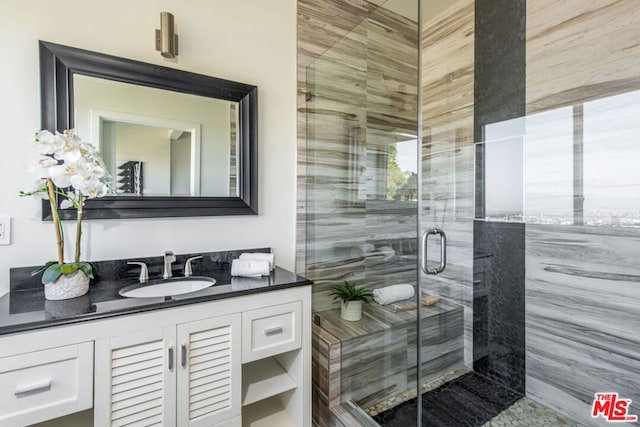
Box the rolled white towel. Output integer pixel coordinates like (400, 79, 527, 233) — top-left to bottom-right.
(376, 246, 395, 260)
(239, 253, 275, 271)
(361, 243, 375, 253)
(373, 284, 415, 305)
(231, 259, 270, 277)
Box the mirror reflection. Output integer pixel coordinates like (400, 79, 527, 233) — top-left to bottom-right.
(73, 75, 239, 197)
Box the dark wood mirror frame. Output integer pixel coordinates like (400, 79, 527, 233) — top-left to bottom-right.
(39, 40, 258, 220)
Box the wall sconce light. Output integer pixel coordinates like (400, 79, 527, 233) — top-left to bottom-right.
(155, 12, 178, 58)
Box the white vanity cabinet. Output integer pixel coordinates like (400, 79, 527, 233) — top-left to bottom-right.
(0, 342, 94, 426)
(0, 284, 311, 427)
(94, 314, 241, 427)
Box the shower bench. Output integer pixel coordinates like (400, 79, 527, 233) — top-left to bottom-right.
(311, 296, 464, 426)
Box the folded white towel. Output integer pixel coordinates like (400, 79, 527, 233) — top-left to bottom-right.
(239, 253, 275, 270)
(231, 259, 270, 277)
(373, 284, 415, 305)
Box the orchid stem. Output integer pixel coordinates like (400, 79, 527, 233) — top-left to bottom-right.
(75, 197, 83, 263)
(46, 179, 64, 265)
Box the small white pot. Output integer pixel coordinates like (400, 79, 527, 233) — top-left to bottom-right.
(341, 300, 363, 321)
(44, 270, 90, 301)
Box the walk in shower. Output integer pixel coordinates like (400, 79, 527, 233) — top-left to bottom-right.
(298, 0, 640, 425)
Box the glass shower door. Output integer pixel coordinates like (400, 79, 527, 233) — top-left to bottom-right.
(303, 2, 421, 425)
(416, 0, 481, 424)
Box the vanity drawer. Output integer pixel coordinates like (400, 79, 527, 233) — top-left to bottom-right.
(242, 302, 301, 362)
(0, 342, 93, 426)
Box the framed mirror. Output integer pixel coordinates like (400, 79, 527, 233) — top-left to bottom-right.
(39, 40, 257, 219)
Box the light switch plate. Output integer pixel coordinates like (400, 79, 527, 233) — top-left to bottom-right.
(0, 217, 11, 245)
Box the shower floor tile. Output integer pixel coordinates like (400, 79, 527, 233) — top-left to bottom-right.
(372, 373, 579, 427)
(483, 397, 580, 427)
(373, 372, 522, 426)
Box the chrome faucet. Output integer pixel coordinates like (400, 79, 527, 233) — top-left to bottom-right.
(127, 261, 148, 283)
(184, 256, 203, 277)
(163, 251, 176, 279)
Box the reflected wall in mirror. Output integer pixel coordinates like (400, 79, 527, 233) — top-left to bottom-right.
(40, 40, 257, 219)
(74, 75, 239, 197)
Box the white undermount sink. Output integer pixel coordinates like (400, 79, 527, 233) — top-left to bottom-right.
(118, 277, 216, 298)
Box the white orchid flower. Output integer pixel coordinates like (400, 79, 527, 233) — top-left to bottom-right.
(25, 129, 113, 201)
(33, 130, 65, 155)
(48, 163, 78, 188)
(54, 140, 82, 163)
(70, 171, 93, 189)
(73, 176, 108, 199)
(81, 161, 105, 176)
(79, 141, 97, 156)
(26, 155, 58, 178)
(22, 129, 113, 272)
(85, 185, 108, 199)
(77, 178, 109, 199)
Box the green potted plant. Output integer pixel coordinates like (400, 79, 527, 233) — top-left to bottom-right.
(21, 130, 112, 300)
(330, 281, 373, 321)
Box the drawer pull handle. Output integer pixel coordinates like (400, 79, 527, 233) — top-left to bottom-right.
(264, 327, 283, 336)
(15, 378, 52, 396)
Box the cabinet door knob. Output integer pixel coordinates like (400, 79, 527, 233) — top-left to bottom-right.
(181, 343, 188, 368)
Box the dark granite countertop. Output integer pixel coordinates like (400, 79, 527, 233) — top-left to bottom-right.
(0, 248, 312, 336)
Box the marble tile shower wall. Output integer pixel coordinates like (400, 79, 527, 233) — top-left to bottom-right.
(304, 20, 367, 313)
(297, 0, 389, 276)
(525, 226, 640, 426)
(524, 1, 640, 425)
(300, 2, 418, 313)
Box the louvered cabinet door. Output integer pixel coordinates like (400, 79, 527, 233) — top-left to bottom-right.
(95, 326, 177, 427)
(176, 314, 241, 427)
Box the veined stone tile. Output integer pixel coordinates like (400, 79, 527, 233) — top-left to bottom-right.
(313, 297, 464, 411)
(526, 0, 640, 113)
(526, 224, 640, 426)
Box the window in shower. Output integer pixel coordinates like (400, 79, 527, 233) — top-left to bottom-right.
(366, 138, 418, 201)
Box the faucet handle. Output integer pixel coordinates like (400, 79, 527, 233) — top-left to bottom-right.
(184, 256, 203, 277)
(163, 251, 176, 279)
(127, 261, 148, 283)
(164, 251, 176, 262)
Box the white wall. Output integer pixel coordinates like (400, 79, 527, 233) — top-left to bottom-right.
(115, 123, 171, 195)
(0, 0, 297, 296)
(171, 132, 193, 195)
(74, 75, 234, 196)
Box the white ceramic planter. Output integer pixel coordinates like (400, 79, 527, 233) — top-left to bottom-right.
(44, 270, 90, 300)
(340, 300, 363, 321)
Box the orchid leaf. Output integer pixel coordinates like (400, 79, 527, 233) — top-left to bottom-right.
(40, 262, 95, 285)
(41, 263, 63, 284)
(60, 264, 79, 275)
(72, 262, 95, 279)
(31, 261, 57, 277)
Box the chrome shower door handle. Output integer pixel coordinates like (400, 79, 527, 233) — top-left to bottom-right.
(421, 228, 447, 275)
